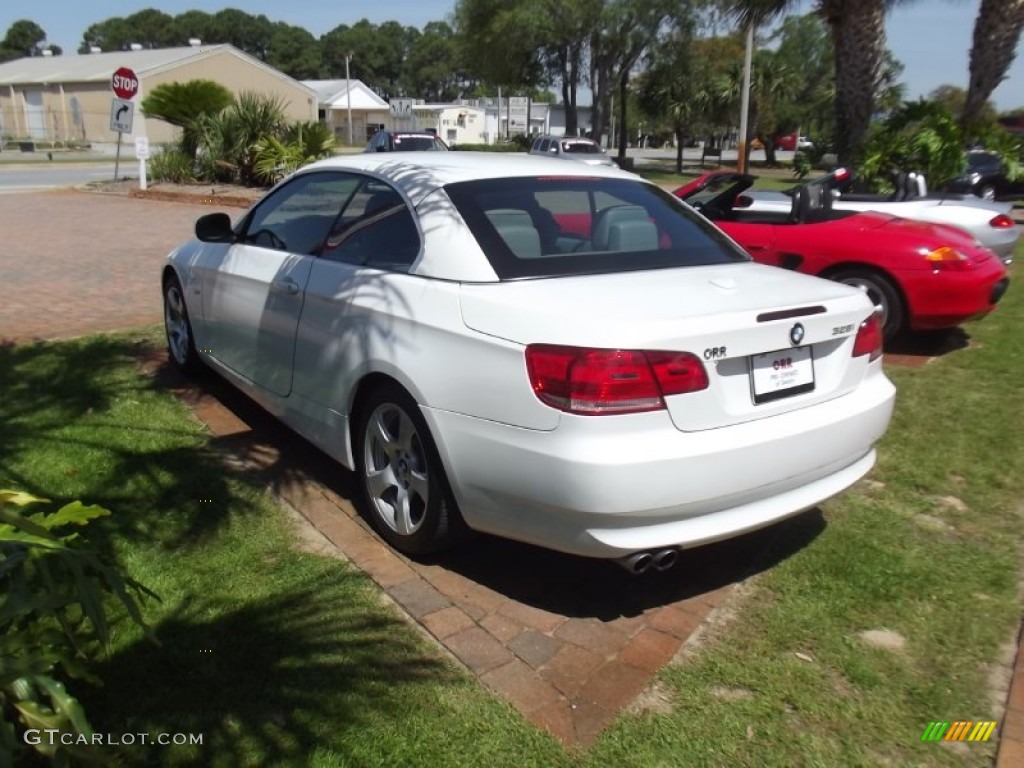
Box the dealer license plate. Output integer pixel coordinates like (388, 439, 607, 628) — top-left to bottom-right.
(750, 346, 815, 404)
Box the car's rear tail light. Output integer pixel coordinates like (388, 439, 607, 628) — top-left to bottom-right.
(923, 245, 972, 271)
(989, 214, 1015, 229)
(525, 345, 708, 415)
(852, 314, 883, 362)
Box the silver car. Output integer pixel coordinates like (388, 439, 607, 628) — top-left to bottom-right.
(528, 134, 617, 167)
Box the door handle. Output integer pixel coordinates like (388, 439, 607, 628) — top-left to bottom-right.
(272, 278, 300, 295)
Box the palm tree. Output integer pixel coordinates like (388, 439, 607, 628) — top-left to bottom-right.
(140, 80, 234, 158)
(725, 0, 903, 166)
(962, 0, 1024, 134)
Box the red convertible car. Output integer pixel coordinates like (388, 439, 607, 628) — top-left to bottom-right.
(674, 172, 1010, 339)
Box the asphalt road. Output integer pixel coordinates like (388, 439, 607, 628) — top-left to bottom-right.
(0, 161, 138, 194)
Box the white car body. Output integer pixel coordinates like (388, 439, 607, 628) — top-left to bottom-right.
(744, 189, 1019, 263)
(163, 153, 895, 562)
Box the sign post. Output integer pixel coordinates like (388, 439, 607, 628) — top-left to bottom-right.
(134, 137, 149, 190)
(110, 67, 139, 180)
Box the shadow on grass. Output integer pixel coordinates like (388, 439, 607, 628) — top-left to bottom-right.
(0, 336, 273, 556)
(885, 327, 970, 362)
(80, 575, 453, 766)
(145, 349, 826, 622)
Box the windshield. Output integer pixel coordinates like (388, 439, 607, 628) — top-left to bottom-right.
(445, 176, 749, 279)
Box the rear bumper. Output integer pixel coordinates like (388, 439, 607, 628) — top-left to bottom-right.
(981, 229, 1018, 263)
(898, 259, 1009, 331)
(423, 371, 895, 558)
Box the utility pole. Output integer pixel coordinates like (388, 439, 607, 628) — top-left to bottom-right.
(345, 53, 354, 146)
(737, 22, 754, 174)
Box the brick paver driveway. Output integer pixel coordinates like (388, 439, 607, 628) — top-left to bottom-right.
(0, 190, 218, 343)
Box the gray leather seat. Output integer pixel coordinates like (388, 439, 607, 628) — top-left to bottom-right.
(486, 209, 542, 258)
(592, 205, 657, 251)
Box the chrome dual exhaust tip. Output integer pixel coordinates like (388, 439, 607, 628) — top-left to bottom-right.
(617, 548, 679, 574)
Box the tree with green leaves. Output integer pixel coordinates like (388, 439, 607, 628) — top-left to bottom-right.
(321, 19, 418, 98)
(141, 79, 234, 157)
(859, 99, 967, 191)
(636, 18, 702, 171)
(589, 0, 675, 152)
(0, 20, 58, 61)
(725, 0, 908, 166)
(537, 0, 602, 135)
(78, 9, 178, 53)
(404, 22, 468, 102)
(963, 0, 1024, 134)
(456, 0, 549, 126)
(266, 22, 321, 80)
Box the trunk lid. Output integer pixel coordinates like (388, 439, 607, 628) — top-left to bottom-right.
(460, 263, 877, 431)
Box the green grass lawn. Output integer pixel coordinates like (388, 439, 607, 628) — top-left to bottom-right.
(2, 238, 1021, 766)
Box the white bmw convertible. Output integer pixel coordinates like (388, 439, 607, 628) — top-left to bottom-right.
(162, 153, 894, 573)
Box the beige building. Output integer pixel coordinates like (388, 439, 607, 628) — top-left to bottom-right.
(0, 44, 316, 146)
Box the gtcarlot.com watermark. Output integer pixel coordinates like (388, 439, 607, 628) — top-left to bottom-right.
(24, 729, 203, 747)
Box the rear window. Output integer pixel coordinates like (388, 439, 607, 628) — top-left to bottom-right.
(445, 177, 749, 279)
(393, 135, 448, 151)
(967, 153, 1001, 173)
(562, 141, 602, 155)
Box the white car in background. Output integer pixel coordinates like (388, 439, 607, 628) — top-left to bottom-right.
(162, 153, 894, 573)
(740, 169, 1019, 263)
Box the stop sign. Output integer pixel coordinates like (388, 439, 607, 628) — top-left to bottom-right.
(111, 67, 139, 100)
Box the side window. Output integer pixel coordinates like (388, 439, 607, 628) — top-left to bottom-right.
(321, 180, 421, 271)
(241, 172, 359, 255)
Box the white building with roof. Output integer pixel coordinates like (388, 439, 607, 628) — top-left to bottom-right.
(0, 44, 316, 146)
(302, 79, 391, 146)
(406, 104, 487, 146)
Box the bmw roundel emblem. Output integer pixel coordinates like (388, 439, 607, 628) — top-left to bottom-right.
(790, 323, 805, 346)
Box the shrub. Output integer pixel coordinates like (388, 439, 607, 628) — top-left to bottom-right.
(858, 100, 964, 191)
(0, 490, 155, 764)
(149, 146, 197, 184)
(253, 120, 337, 185)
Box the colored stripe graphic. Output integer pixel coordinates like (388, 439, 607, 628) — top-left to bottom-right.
(922, 720, 997, 742)
(921, 722, 949, 742)
(968, 721, 997, 742)
(946, 721, 970, 741)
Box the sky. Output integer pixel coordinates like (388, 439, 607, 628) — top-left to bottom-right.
(2, 0, 1022, 110)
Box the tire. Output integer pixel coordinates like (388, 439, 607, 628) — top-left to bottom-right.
(163, 274, 201, 372)
(977, 184, 996, 202)
(829, 268, 905, 341)
(354, 383, 464, 556)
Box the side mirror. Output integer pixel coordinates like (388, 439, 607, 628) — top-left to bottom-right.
(195, 212, 235, 243)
